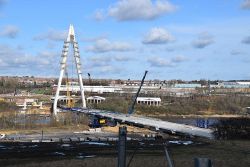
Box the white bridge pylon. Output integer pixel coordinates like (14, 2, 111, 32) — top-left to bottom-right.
(53, 24, 86, 116)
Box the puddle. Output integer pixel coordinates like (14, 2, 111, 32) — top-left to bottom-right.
(29, 145, 38, 148)
(61, 144, 71, 147)
(49, 152, 65, 156)
(60, 143, 74, 150)
(19, 145, 27, 149)
(76, 155, 96, 159)
(81, 142, 110, 146)
(0, 145, 7, 150)
(168, 140, 193, 145)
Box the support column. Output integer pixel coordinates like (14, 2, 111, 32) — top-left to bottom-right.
(53, 41, 69, 116)
(118, 126, 127, 167)
(73, 41, 86, 108)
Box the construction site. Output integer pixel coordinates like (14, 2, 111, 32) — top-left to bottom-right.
(0, 24, 249, 167)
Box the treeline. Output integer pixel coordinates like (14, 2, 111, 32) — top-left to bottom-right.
(0, 101, 18, 113)
(0, 78, 18, 94)
(0, 77, 52, 94)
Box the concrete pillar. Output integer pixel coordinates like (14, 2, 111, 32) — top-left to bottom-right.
(23, 102, 27, 110)
(39, 102, 43, 109)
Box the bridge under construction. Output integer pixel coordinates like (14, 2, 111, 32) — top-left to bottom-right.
(53, 25, 214, 140)
(76, 108, 214, 139)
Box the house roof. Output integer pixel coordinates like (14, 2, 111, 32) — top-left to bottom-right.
(137, 97, 161, 102)
(87, 96, 106, 100)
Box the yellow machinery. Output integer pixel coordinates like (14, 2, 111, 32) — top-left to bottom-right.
(99, 119, 106, 124)
(65, 68, 74, 108)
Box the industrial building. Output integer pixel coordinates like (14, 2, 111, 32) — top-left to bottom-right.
(136, 97, 161, 106)
(218, 81, 250, 88)
(15, 98, 43, 110)
(87, 96, 106, 104)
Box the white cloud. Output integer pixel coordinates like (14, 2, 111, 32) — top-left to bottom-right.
(89, 55, 132, 68)
(147, 56, 173, 67)
(86, 38, 133, 53)
(94, 10, 105, 21)
(147, 55, 188, 68)
(242, 36, 250, 44)
(108, 0, 177, 21)
(113, 55, 132, 61)
(0, 25, 19, 38)
(171, 55, 187, 63)
(241, 0, 250, 9)
(89, 56, 112, 66)
(192, 32, 214, 49)
(230, 50, 245, 55)
(87, 58, 122, 74)
(33, 29, 67, 41)
(99, 65, 119, 73)
(0, 44, 58, 71)
(38, 51, 58, 59)
(0, 44, 21, 60)
(142, 27, 174, 44)
(81, 35, 107, 42)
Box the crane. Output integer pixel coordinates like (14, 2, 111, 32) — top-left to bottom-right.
(128, 70, 148, 115)
(88, 73, 92, 85)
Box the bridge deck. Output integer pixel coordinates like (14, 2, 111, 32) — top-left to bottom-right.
(75, 108, 214, 139)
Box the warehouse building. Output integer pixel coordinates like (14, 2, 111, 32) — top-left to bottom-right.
(87, 96, 106, 104)
(136, 97, 161, 106)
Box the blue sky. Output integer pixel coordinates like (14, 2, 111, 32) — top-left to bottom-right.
(0, 0, 250, 80)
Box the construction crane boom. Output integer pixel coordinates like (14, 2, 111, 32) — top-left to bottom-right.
(88, 73, 92, 85)
(128, 70, 148, 115)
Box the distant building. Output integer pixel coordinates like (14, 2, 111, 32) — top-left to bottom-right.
(53, 83, 121, 94)
(174, 83, 201, 88)
(136, 97, 161, 106)
(15, 98, 42, 110)
(218, 82, 250, 88)
(87, 96, 106, 104)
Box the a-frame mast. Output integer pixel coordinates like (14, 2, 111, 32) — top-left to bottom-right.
(53, 24, 86, 116)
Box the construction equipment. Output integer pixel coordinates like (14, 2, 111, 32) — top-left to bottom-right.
(88, 73, 92, 85)
(128, 70, 148, 115)
(65, 68, 74, 108)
